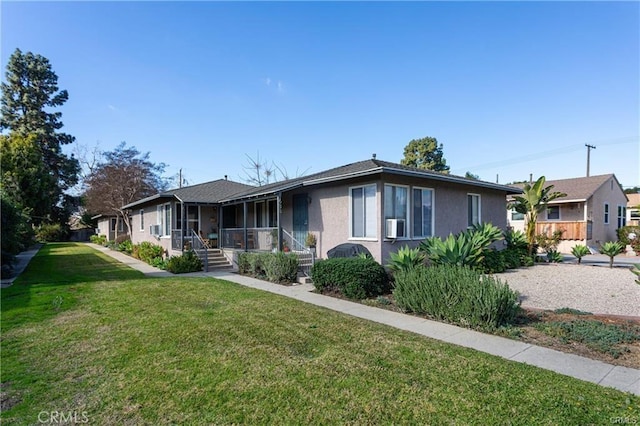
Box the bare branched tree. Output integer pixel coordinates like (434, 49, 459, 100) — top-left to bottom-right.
(242, 152, 309, 186)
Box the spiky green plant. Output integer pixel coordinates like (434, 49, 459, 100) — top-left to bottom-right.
(571, 245, 591, 264)
(630, 264, 640, 285)
(419, 223, 503, 268)
(386, 245, 426, 273)
(600, 241, 624, 268)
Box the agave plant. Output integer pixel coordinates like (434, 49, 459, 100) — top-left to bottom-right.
(504, 229, 528, 251)
(600, 241, 624, 268)
(571, 245, 591, 264)
(419, 223, 503, 268)
(386, 245, 426, 273)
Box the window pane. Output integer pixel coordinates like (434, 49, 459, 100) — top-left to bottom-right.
(547, 206, 559, 220)
(364, 185, 377, 238)
(164, 205, 171, 235)
(413, 189, 422, 236)
(352, 187, 364, 237)
(468, 195, 480, 226)
(422, 189, 432, 237)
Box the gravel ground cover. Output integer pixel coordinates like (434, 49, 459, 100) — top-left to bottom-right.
(500, 262, 640, 317)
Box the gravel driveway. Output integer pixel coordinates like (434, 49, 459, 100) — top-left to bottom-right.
(499, 262, 640, 317)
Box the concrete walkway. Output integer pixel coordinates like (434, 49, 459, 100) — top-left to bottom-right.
(7, 244, 640, 395)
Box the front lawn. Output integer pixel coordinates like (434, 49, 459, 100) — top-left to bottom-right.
(1, 243, 638, 424)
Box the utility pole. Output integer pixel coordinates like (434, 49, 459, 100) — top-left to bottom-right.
(585, 144, 596, 177)
(179, 168, 183, 188)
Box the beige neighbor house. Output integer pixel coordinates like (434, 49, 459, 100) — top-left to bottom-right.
(627, 193, 640, 226)
(507, 174, 628, 253)
(122, 158, 521, 270)
(93, 214, 128, 242)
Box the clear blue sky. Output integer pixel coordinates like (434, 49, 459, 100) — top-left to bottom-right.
(2, 1, 639, 189)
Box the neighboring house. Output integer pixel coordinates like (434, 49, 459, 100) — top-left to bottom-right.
(120, 158, 521, 267)
(92, 214, 128, 241)
(507, 174, 628, 253)
(627, 193, 640, 226)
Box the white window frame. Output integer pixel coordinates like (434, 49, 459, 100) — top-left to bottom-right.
(467, 193, 481, 227)
(412, 186, 435, 239)
(384, 184, 409, 240)
(186, 205, 199, 234)
(510, 209, 525, 221)
(349, 184, 377, 240)
(157, 203, 171, 237)
(139, 209, 145, 232)
(604, 203, 610, 224)
(546, 205, 560, 220)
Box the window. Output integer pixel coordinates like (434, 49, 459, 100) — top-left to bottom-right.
(412, 187, 434, 238)
(186, 205, 199, 234)
(139, 209, 144, 231)
(157, 204, 171, 236)
(511, 210, 525, 221)
(630, 209, 640, 220)
(546, 206, 560, 220)
(467, 194, 481, 227)
(351, 184, 377, 238)
(110, 218, 116, 232)
(255, 199, 278, 228)
(384, 185, 408, 238)
(604, 203, 610, 224)
(618, 206, 626, 228)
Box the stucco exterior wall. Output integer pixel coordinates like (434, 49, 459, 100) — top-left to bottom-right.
(587, 176, 628, 246)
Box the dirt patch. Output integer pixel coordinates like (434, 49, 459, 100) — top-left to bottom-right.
(0, 382, 21, 412)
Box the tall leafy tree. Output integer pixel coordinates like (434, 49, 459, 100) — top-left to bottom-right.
(401, 136, 450, 173)
(0, 48, 80, 224)
(83, 143, 168, 234)
(509, 176, 566, 256)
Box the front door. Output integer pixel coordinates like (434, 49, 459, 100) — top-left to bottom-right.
(292, 194, 309, 248)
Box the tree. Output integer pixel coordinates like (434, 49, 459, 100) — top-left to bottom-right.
(508, 176, 566, 256)
(83, 143, 168, 235)
(0, 48, 80, 224)
(401, 137, 450, 173)
(241, 152, 309, 186)
(465, 171, 480, 180)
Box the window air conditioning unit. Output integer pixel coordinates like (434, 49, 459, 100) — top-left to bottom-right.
(150, 224, 161, 236)
(386, 219, 405, 239)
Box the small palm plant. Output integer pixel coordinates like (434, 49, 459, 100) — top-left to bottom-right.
(600, 241, 624, 268)
(571, 245, 591, 264)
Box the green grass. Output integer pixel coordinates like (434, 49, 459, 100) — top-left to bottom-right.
(1, 243, 638, 424)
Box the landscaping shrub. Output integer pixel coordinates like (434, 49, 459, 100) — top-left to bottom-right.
(115, 235, 132, 254)
(501, 247, 522, 269)
(546, 250, 563, 263)
(386, 245, 426, 274)
(311, 257, 389, 299)
(419, 222, 503, 269)
(166, 250, 202, 273)
(617, 225, 640, 255)
(571, 245, 590, 264)
(393, 264, 521, 329)
(35, 223, 64, 242)
(600, 241, 624, 268)
(237, 252, 251, 275)
(262, 252, 299, 284)
(478, 249, 506, 274)
(90, 234, 107, 246)
(135, 241, 165, 264)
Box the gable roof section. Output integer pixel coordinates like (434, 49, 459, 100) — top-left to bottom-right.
(220, 159, 522, 203)
(122, 179, 253, 209)
(510, 174, 624, 204)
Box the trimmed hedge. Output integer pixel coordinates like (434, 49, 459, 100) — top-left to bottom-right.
(311, 257, 389, 299)
(393, 264, 521, 329)
(238, 252, 299, 284)
(166, 250, 202, 273)
(133, 241, 164, 264)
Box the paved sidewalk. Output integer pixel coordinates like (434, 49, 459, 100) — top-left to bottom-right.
(0, 244, 42, 288)
(10, 243, 640, 395)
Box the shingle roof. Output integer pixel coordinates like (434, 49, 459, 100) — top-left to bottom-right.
(510, 174, 622, 203)
(221, 158, 521, 202)
(122, 179, 253, 209)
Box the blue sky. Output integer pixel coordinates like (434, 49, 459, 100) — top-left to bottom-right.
(2, 1, 639, 189)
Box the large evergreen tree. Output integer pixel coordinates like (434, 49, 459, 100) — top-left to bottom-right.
(0, 48, 80, 224)
(401, 136, 450, 173)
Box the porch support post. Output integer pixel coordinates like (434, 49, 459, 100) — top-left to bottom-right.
(277, 192, 282, 251)
(181, 202, 185, 252)
(243, 201, 248, 252)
